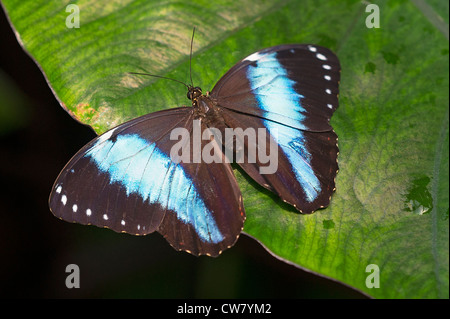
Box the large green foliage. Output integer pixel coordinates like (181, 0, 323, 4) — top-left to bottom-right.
(2, 0, 448, 298)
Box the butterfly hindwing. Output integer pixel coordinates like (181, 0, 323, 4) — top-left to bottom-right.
(156, 116, 245, 256)
(49, 108, 245, 256)
(217, 107, 338, 213)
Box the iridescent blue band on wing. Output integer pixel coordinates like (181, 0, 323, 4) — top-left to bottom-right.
(247, 52, 321, 202)
(84, 133, 224, 243)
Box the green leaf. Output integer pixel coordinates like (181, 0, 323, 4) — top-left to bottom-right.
(2, 0, 448, 298)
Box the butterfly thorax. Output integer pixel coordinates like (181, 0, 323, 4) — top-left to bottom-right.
(188, 86, 218, 119)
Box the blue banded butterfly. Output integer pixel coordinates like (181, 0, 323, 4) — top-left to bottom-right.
(49, 43, 340, 257)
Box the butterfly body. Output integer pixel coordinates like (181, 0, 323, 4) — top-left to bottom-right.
(50, 44, 340, 256)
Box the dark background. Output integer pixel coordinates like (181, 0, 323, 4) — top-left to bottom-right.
(0, 6, 366, 298)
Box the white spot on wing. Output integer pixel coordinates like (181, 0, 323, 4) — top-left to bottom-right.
(103, 214, 108, 220)
(324, 75, 331, 81)
(326, 89, 332, 94)
(244, 51, 266, 62)
(97, 128, 116, 145)
(56, 185, 62, 194)
(323, 64, 331, 70)
(72, 204, 78, 212)
(121, 220, 125, 226)
(308, 45, 317, 52)
(327, 104, 333, 109)
(86, 209, 92, 216)
(316, 53, 327, 61)
(61, 195, 67, 206)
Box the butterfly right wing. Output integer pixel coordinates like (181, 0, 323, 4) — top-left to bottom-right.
(49, 107, 244, 256)
(208, 44, 340, 213)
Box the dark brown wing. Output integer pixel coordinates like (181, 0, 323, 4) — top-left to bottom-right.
(49, 108, 244, 256)
(211, 44, 340, 132)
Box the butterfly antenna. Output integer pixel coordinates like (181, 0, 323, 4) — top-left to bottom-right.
(189, 27, 196, 87)
(129, 72, 189, 89)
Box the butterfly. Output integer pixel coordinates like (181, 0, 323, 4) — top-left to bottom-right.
(49, 43, 340, 257)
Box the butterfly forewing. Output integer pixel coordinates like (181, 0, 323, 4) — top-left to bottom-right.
(211, 44, 340, 132)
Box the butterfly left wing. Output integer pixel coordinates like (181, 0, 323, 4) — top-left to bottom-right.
(49, 107, 245, 256)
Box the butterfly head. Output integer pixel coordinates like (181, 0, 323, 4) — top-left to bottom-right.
(187, 86, 203, 101)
